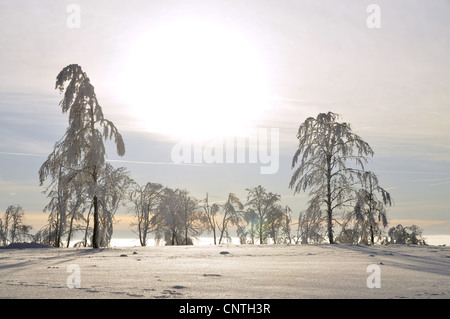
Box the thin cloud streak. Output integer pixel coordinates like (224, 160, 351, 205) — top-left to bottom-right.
(106, 159, 207, 167)
(0, 151, 46, 158)
(0, 152, 206, 166)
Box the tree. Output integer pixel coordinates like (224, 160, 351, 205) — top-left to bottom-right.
(40, 160, 87, 247)
(218, 193, 244, 244)
(178, 190, 203, 245)
(64, 184, 87, 247)
(388, 224, 426, 245)
(95, 164, 133, 247)
(0, 205, 32, 246)
(353, 171, 392, 244)
(297, 197, 325, 244)
(236, 209, 258, 244)
(266, 204, 287, 244)
(290, 112, 374, 244)
(200, 193, 220, 245)
(39, 64, 125, 248)
(156, 187, 180, 245)
(155, 188, 204, 245)
(245, 185, 281, 244)
(281, 206, 293, 244)
(40, 160, 68, 247)
(129, 182, 165, 246)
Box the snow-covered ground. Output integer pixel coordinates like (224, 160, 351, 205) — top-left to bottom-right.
(0, 244, 449, 299)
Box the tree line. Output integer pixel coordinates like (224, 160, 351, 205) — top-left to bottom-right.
(1, 65, 427, 248)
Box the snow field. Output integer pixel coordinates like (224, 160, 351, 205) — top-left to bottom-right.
(1, 244, 449, 299)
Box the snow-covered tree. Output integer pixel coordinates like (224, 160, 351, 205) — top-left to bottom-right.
(40, 64, 125, 248)
(388, 224, 426, 245)
(245, 185, 281, 244)
(178, 190, 203, 245)
(200, 193, 220, 245)
(218, 193, 244, 244)
(353, 171, 392, 244)
(266, 204, 288, 244)
(281, 206, 293, 244)
(155, 188, 204, 245)
(64, 184, 87, 247)
(95, 164, 133, 247)
(297, 197, 326, 244)
(290, 112, 374, 244)
(39, 158, 87, 247)
(129, 182, 165, 246)
(0, 205, 32, 246)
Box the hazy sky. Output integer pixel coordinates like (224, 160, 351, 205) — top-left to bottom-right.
(1, 0, 449, 237)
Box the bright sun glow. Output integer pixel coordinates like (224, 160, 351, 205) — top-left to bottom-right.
(117, 18, 270, 140)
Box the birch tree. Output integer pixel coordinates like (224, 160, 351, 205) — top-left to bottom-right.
(155, 188, 203, 245)
(129, 182, 165, 246)
(178, 190, 203, 245)
(95, 164, 133, 247)
(281, 206, 293, 244)
(0, 205, 32, 245)
(353, 171, 392, 244)
(39, 64, 125, 248)
(297, 197, 326, 244)
(218, 193, 243, 244)
(156, 187, 181, 245)
(200, 193, 220, 245)
(290, 112, 373, 244)
(245, 185, 281, 244)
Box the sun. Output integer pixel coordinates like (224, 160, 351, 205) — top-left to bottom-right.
(117, 18, 270, 140)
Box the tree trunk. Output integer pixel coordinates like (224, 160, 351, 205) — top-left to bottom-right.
(66, 212, 75, 248)
(83, 203, 92, 247)
(326, 155, 334, 244)
(259, 213, 264, 244)
(218, 214, 227, 244)
(89, 102, 99, 249)
(370, 224, 375, 245)
(92, 195, 99, 248)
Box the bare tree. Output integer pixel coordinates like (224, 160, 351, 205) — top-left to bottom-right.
(290, 112, 374, 244)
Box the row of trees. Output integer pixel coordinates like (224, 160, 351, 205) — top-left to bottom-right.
(130, 184, 293, 246)
(32, 64, 424, 248)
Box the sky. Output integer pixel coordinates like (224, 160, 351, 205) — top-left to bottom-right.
(0, 0, 449, 239)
